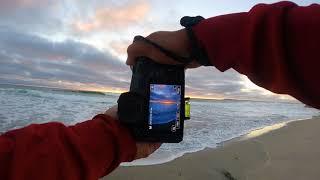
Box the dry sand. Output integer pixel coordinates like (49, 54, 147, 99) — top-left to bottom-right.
(104, 116, 320, 180)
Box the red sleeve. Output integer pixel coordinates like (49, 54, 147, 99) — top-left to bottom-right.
(0, 114, 136, 180)
(193, 1, 320, 109)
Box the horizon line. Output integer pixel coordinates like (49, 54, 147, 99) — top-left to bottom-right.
(0, 83, 298, 103)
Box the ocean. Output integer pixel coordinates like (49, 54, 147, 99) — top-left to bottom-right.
(0, 84, 319, 166)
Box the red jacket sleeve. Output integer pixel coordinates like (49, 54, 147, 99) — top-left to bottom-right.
(193, 1, 320, 109)
(0, 114, 136, 180)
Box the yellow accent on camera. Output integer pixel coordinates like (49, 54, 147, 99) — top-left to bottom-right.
(185, 97, 190, 120)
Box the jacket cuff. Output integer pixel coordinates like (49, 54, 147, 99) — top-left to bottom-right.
(192, 13, 247, 72)
(94, 114, 137, 163)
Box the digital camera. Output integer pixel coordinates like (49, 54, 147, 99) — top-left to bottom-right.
(117, 57, 189, 143)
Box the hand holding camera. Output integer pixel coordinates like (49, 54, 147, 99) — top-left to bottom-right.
(105, 105, 162, 159)
(118, 59, 187, 143)
(126, 30, 201, 68)
(117, 17, 206, 143)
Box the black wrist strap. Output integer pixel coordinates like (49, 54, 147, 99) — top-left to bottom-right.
(180, 16, 211, 66)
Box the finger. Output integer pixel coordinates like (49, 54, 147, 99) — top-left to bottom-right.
(126, 43, 137, 66)
(126, 41, 151, 66)
(148, 144, 158, 154)
(148, 143, 162, 154)
(186, 60, 201, 69)
(105, 105, 117, 113)
(126, 39, 183, 66)
(153, 143, 162, 149)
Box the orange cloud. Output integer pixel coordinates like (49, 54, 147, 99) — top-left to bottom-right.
(74, 1, 150, 32)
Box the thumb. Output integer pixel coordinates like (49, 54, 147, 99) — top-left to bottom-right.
(126, 39, 185, 66)
(126, 41, 152, 66)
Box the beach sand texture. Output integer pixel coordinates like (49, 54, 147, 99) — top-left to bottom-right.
(105, 116, 320, 180)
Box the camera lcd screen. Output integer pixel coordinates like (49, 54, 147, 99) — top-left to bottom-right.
(149, 84, 181, 132)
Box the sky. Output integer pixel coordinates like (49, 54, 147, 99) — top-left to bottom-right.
(0, 0, 317, 101)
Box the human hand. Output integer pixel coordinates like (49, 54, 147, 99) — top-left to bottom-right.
(105, 105, 162, 160)
(104, 105, 118, 119)
(126, 29, 201, 68)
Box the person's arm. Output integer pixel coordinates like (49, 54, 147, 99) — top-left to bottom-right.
(192, 1, 320, 108)
(126, 1, 320, 109)
(0, 114, 136, 180)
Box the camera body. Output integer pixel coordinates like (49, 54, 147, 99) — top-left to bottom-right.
(118, 57, 186, 143)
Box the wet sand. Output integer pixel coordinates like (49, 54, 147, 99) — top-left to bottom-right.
(104, 116, 320, 180)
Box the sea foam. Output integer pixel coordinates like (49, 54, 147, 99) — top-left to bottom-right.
(0, 84, 319, 166)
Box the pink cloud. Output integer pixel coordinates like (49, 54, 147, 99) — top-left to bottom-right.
(73, 1, 150, 32)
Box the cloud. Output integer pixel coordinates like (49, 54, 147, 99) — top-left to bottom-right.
(0, 0, 63, 36)
(186, 67, 243, 98)
(0, 0, 52, 10)
(0, 27, 131, 90)
(0, 27, 288, 101)
(109, 40, 131, 55)
(185, 67, 288, 101)
(73, 0, 150, 32)
(0, 0, 298, 101)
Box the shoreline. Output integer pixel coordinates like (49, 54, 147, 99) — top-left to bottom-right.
(221, 116, 316, 145)
(105, 116, 320, 180)
(121, 116, 313, 167)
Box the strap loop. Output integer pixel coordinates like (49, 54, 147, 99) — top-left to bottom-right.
(180, 16, 212, 66)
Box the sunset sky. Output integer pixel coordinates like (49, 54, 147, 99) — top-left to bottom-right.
(0, 0, 316, 101)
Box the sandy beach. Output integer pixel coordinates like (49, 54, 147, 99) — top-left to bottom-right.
(104, 116, 320, 180)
